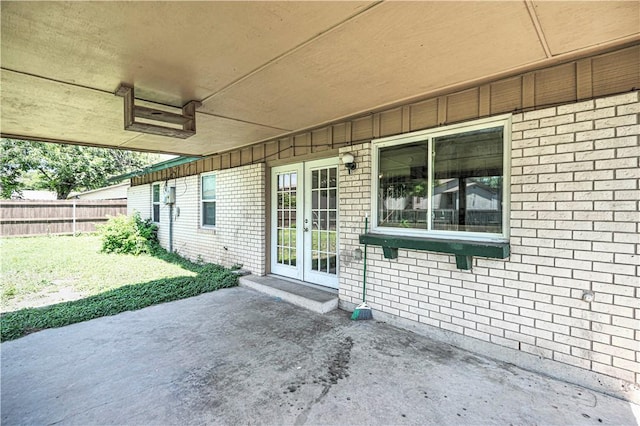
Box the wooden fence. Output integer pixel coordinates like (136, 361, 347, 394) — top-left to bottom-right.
(0, 200, 127, 237)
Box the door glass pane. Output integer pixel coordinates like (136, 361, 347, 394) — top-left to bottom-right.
(311, 230, 320, 271)
(329, 211, 337, 231)
(328, 232, 337, 273)
(309, 166, 338, 276)
(324, 230, 330, 253)
(276, 172, 297, 267)
(432, 127, 503, 233)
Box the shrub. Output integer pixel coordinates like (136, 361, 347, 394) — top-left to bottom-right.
(98, 213, 158, 255)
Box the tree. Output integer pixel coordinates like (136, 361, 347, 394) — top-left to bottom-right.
(0, 139, 160, 199)
(0, 139, 36, 199)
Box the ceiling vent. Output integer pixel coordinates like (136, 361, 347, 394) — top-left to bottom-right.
(115, 84, 201, 139)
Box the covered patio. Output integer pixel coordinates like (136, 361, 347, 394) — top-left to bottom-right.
(2, 1, 639, 415)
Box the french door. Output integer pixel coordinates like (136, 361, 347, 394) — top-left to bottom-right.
(271, 158, 339, 289)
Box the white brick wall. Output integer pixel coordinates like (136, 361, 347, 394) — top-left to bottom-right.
(127, 184, 151, 220)
(339, 92, 640, 400)
(142, 163, 266, 275)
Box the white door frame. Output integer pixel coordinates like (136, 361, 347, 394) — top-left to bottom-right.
(270, 158, 339, 289)
(270, 163, 304, 280)
(302, 158, 339, 288)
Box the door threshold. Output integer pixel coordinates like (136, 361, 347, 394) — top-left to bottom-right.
(267, 274, 338, 294)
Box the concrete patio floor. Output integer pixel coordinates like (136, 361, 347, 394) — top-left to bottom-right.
(2, 286, 639, 425)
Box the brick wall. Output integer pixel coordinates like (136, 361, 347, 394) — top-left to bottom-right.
(339, 92, 639, 402)
(131, 163, 266, 275)
(127, 184, 151, 220)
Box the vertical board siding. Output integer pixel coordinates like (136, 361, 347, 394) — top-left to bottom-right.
(409, 99, 439, 131)
(332, 123, 348, 146)
(592, 46, 640, 97)
(352, 116, 374, 142)
(490, 76, 522, 115)
(534, 62, 577, 106)
(294, 134, 310, 157)
(380, 107, 403, 137)
(1, 200, 127, 237)
(446, 87, 480, 123)
(311, 128, 330, 153)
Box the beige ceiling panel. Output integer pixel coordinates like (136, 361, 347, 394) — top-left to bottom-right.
(0, 70, 134, 146)
(119, 113, 286, 157)
(201, 1, 545, 131)
(532, 1, 640, 55)
(1, 1, 374, 106)
(1, 70, 283, 156)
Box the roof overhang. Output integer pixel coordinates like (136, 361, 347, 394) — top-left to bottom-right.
(1, 1, 639, 156)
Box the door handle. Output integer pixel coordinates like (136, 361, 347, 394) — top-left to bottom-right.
(304, 227, 309, 232)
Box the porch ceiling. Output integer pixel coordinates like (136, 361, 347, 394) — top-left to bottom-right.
(1, 1, 638, 156)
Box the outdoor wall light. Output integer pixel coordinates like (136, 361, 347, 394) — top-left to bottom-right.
(342, 152, 357, 174)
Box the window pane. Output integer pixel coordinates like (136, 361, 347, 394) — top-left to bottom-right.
(378, 142, 429, 229)
(202, 175, 216, 200)
(153, 185, 160, 203)
(432, 127, 503, 233)
(153, 204, 160, 222)
(203, 201, 216, 226)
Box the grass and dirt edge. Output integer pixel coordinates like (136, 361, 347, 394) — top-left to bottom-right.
(1, 248, 238, 342)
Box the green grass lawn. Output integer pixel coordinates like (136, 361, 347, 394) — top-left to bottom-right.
(0, 235, 237, 341)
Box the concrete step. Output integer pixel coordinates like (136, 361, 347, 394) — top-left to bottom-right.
(238, 275, 338, 314)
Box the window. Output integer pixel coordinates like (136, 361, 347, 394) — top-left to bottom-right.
(152, 184, 160, 222)
(201, 174, 216, 227)
(373, 116, 510, 240)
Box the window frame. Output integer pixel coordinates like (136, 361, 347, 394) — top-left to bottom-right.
(201, 172, 217, 228)
(152, 184, 161, 223)
(370, 114, 511, 242)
